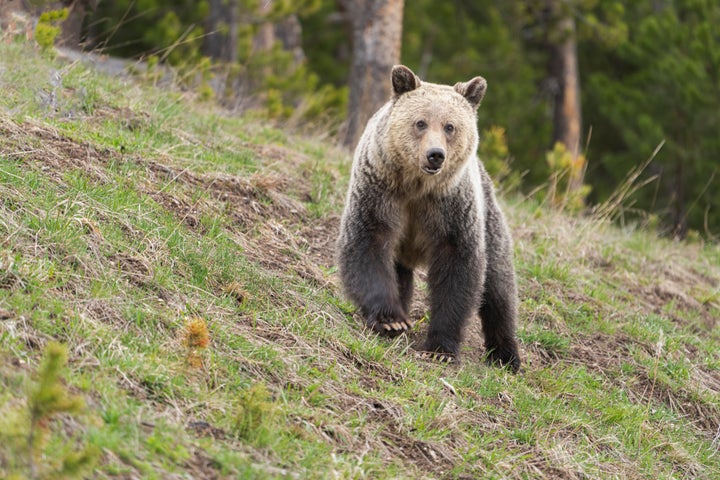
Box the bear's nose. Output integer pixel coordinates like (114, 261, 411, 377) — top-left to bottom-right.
(426, 148, 446, 168)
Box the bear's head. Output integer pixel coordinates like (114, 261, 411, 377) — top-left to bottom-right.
(385, 65, 486, 187)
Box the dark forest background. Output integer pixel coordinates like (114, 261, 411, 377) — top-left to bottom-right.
(4, 0, 719, 239)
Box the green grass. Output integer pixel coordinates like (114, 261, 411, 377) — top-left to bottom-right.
(1, 40, 720, 479)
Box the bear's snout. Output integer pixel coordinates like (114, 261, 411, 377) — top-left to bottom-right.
(424, 148, 446, 174)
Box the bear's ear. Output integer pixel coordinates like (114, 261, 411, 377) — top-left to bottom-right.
(391, 65, 420, 97)
(454, 76, 487, 109)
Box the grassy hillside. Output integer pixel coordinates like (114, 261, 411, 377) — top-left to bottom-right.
(1, 41, 719, 479)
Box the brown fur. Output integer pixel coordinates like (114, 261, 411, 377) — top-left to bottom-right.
(337, 65, 521, 371)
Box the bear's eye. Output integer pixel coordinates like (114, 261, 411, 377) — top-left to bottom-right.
(415, 120, 427, 130)
(444, 123, 455, 134)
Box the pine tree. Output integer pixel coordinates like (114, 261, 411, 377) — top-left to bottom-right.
(585, 0, 720, 236)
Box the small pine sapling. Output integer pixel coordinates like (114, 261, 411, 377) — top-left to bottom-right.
(182, 317, 210, 368)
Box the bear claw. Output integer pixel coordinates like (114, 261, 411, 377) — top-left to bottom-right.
(419, 351, 456, 363)
(366, 315, 414, 336)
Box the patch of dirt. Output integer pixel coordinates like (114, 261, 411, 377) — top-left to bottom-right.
(183, 449, 223, 480)
(82, 298, 127, 327)
(299, 218, 341, 270)
(151, 191, 205, 230)
(568, 332, 632, 372)
(625, 260, 720, 331)
(144, 160, 308, 226)
(0, 116, 115, 184)
(138, 154, 339, 289)
(110, 253, 152, 284)
(248, 143, 308, 164)
(632, 369, 720, 435)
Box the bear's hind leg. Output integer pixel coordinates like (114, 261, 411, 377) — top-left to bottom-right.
(478, 166, 521, 372)
(480, 276, 520, 372)
(480, 202, 521, 371)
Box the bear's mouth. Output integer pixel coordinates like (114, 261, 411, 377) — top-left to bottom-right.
(422, 165, 442, 175)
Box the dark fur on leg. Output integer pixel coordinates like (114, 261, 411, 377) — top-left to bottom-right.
(338, 209, 412, 336)
(395, 262, 414, 316)
(480, 257, 521, 373)
(339, 221, 413, 336)
(480, 282, 520, 372)
(479, 169, 521, 372)
(479, 244, 520, 372)
(424, 240, 483, 359)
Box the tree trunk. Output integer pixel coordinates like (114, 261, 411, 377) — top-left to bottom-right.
(671, 161, 687, 238)
(253, 0, 275, 55)
(58, 0, 97, 48)
(0, 0, 29, 33)
(274, 14, 305, 64)
(203, 0, 239, 62)
(340, 0, 404, 150)
(547, 4, 583, 194)
(549, 16, 581, 156)
(252, 1, 305, 63)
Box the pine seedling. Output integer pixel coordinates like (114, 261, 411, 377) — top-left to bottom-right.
(28, 342, 84, 451)
(25, 342, 97, 478)
(233, 383, 278, 447)
(182, 317, 210, 368)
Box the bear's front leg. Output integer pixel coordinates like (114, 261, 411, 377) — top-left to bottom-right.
(424, 241, 483, 359)
(338, 224, 412, 336)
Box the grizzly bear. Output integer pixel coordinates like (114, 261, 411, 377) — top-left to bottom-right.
(336, 65, 521, 371)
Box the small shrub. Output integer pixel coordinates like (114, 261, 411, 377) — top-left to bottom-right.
(232, 383, 278, 447)
(480, 126, 521, 193)
(181, 317, 210, 368)
(545, 141, 591, 213)
(34, 8, 69, 50)
(0, 342, 97, 478)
